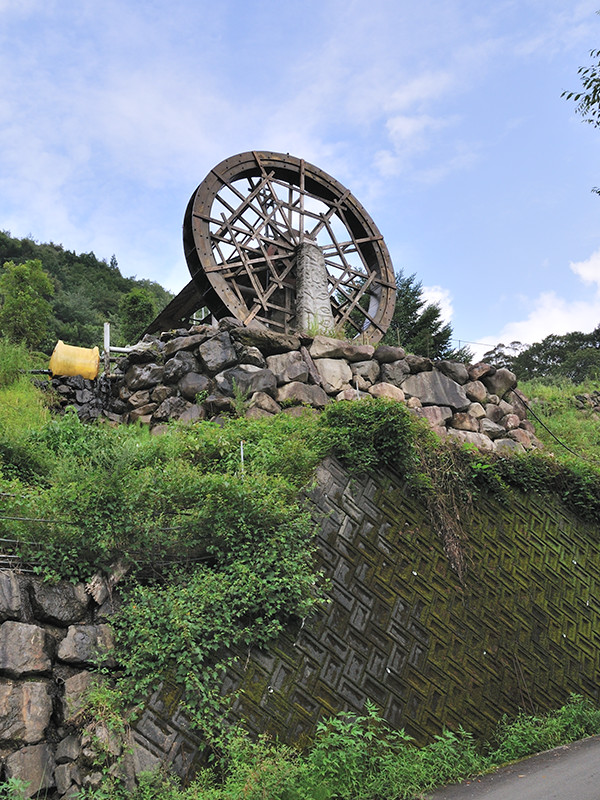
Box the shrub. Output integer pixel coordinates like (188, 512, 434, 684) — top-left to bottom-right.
(319, 398, 428, 477)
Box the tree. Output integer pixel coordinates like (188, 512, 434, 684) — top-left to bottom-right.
(511, 327, 600, 382)
(563, 25, 600, 192)
(482, 341, 529, 371)
(563, 47, 600, 128)
(0, 259, 54, 349)
(381, 270, 471, 360)
(119, 287, 155, 344)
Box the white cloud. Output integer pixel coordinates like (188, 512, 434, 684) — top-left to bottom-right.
(474, 290, 600, 362)
(385, 72, 455, 114)
(422, 285, 454, 323)
(570, 248, 600, 288)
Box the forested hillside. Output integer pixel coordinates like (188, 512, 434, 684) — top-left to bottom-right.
(0, 231, 173, 351)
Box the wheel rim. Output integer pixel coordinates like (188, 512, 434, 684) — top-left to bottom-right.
(183, 151, 396, 342)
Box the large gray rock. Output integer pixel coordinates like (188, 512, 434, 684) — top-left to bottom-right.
(436, 361, 469, 385)
(502, 413, 521, 431)
(5, 743, 56, 797)
(30, 580, 89, 625)
(495, 438, 526, 455)
(351, 360, 380, 384)
(75, 388, 94, 404)
(162, 351, 200, 384)
(199, 332, 238, 374)
(485, 403, 505, 424)
(126, 340, 163, 365)
(379, 360, 410, 387)
(336, 387, 370, 401)
(276, 382, 329, 408)
(57, 624, 114, 666)
(248, 392, 282, 414)
(0, 622, 51, 676)
(177, 404, 206, 424)
(468, 362, 494, 381)
(414, 405, 452, 428)
(482, 368, 517, 398)
(55, 762, 81, 796)
(245, 406, 274, 419)
(152, 396, 191, 422)
(129, 403, 157, 423)
(446, 429, 495, 451)
(266, 351, 309, 385)
(508, 428, 536, 449)
(314, 358, 352, 393)
(230, 327, 301, 355)
(373, 345, 406, 363)
(55, 734, 82, 764)
(368, 382, 405, 402)
(448, 412, 479, 432)
(309, 335, 374, 362)
(163, 332, 208, 359)
(178, 372, 211, 402)
(405, 354, 432, 373)
(0, 572, 22, 622)
(467, 402, 486, 420)
(234, 344, 267, 368)
(511, 391, 528, 420)
(151, 384, 177, 405)
(402, 371, 470, 411)
(127, 389, 151, 408)
(464, 380, 487, 404)
(62, 670, 95, 725)
(0, 680, 52, 743)
(124, 363, 164, 391)
(215, 365, 277, 397)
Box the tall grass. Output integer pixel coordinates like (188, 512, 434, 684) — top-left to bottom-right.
(518, 378, 600, 465)
(0, 340, 51, 458)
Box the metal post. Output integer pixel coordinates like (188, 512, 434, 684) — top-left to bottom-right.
(104, 322, 111, 377)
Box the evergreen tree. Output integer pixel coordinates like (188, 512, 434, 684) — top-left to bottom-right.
(381, 270, 470, 360)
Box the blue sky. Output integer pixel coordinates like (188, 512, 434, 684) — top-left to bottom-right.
(1, 0, 599, 358)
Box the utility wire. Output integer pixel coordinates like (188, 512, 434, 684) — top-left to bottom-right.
(511, 389, 600, 465)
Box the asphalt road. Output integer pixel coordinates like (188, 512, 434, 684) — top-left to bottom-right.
(426, 735, 600, 800)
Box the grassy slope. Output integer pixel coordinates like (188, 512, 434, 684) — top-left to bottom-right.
(519, 378, 600, 465)
(2, 364, 600, 799)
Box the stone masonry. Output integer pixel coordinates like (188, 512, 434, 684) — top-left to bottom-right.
(51, 319, 541, 454)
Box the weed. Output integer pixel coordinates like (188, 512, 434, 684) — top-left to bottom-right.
(231, 379, 250, 418)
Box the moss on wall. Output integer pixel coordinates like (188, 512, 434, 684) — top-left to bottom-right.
(224, 456, 600, 746)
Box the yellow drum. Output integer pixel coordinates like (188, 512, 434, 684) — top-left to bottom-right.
(49, 340, 100, 380)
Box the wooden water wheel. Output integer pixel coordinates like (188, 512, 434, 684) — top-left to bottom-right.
(148, 151, 396, 342)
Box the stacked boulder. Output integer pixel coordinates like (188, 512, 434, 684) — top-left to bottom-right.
(0, 572, 125, 798)
(573, 390, 600, 412)
(52, 319, 540, 453)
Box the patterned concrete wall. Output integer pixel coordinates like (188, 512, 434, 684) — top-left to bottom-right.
(133, 456, 600, 776)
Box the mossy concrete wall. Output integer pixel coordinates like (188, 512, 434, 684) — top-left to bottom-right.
(225, 456, 600, 745)
(133, 456, 600, 775)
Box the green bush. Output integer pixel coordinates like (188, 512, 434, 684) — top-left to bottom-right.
(489, 694, 600, 764)
(319, 397, 428, 476)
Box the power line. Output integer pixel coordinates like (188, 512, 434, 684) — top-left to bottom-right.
(511, 389, 600, 465)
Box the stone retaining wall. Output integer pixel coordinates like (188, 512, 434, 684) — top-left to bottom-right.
(0, 573, 131, 798)
(52, 320, 541, 453)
